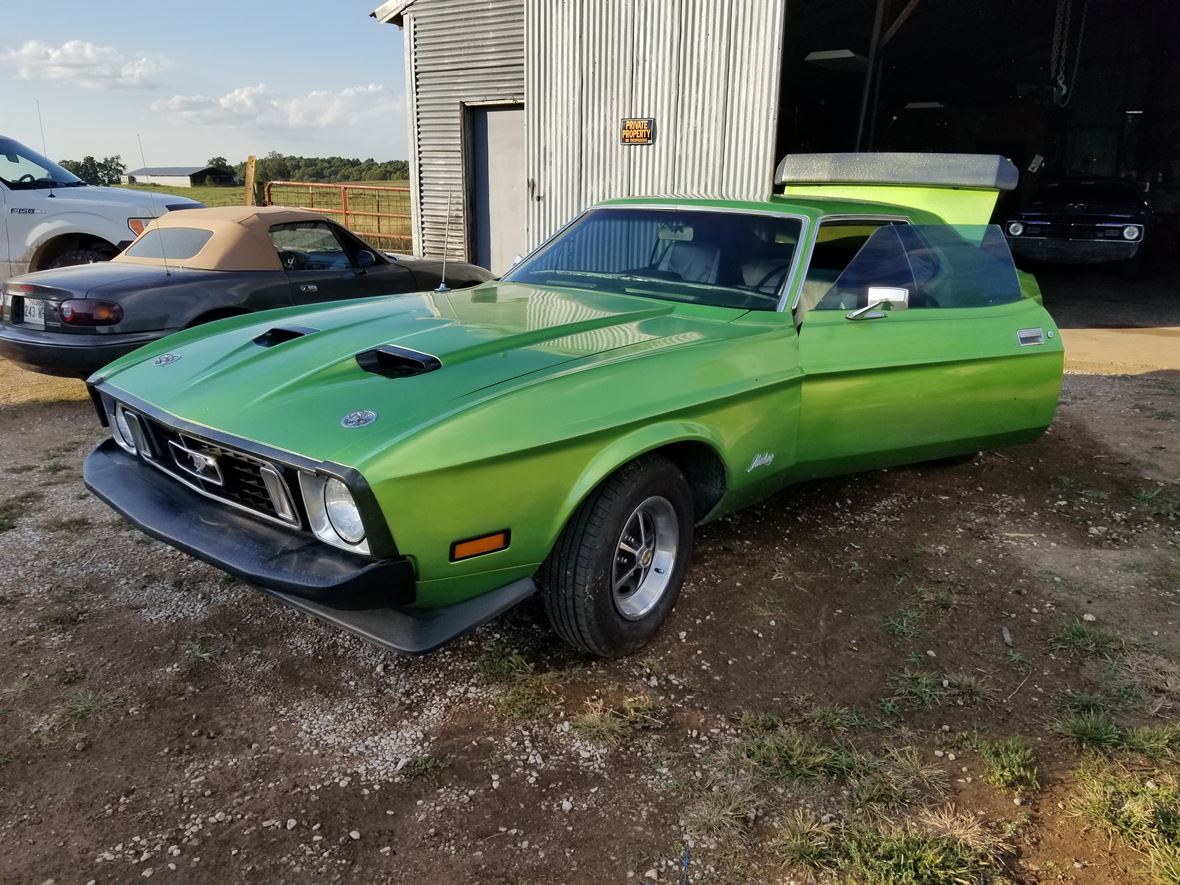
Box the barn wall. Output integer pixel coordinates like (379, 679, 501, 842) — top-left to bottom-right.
(134, 175, 193, 188)
(401, 0, 525, 259)
(524, 0, 786, 249)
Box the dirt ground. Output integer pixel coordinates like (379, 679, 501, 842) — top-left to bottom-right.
(1, 326, 1178, 882)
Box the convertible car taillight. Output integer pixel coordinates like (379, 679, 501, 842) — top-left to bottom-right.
(59, 299, 124, 326)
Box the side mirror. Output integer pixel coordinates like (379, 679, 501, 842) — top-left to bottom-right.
(866, 286, 909, 310)
(847, 286, 909, 321)
(356, 250, 376, 270)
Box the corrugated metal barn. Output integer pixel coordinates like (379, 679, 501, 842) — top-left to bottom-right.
(373, 0, 1179, 282)
(371, 0, 785, 272)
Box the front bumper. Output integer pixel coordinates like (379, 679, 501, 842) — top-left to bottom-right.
(0, 325, 164, 377)
(1007, 237, 1140, 265)
(84, 439, 536, 654)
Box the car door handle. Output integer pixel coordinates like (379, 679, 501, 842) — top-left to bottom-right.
(299, 284, 318, 294)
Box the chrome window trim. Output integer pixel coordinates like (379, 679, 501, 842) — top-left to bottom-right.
(504, 203, 812, 314)
(787, 214, 913, 314)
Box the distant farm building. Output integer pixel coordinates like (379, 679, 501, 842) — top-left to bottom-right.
(123, 166, 236, 188)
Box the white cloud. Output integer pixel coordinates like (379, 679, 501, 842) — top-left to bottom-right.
(1, 39, 170, 88)
(151, 83, 405, 134)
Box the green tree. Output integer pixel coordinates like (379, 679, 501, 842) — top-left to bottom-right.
(60, 155, 125, 186)
(206, 156, 232, 172)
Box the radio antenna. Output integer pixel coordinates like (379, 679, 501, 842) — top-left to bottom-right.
(435, 190, 452, 293)
(137, 133, 172, 277)
(35, 100, 55, 198)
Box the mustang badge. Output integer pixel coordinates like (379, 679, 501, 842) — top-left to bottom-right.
(341, 409, 378, 428)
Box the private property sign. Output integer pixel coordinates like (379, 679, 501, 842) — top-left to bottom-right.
(620, 118, 655, 145)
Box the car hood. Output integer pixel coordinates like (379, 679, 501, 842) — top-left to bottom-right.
(45, 184, 203, 215)
(94, 282, 740, 464)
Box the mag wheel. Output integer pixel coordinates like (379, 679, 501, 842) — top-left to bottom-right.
(541, 455, 694, 657)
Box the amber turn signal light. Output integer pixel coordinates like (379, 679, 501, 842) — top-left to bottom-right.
(450, 530, 510, 561)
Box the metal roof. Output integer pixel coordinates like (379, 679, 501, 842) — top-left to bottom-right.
(126, 166, 220, 177)
(370, 0, 416, 26)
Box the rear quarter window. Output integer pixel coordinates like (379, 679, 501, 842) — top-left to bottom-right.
(125, 228, 214, 261)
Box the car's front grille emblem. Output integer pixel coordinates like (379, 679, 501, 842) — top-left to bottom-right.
(168, 440, 225, 486)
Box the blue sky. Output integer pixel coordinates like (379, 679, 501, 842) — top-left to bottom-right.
(0, 1, 409, 167)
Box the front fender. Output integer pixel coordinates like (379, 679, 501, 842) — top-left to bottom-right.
(24, 213, 128, 261)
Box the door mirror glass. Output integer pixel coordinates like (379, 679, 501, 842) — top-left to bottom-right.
(866, 286, 909, 309)
(356, 249, 376, 269)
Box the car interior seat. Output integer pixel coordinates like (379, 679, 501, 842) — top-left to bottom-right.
(657, 241, 721, 284)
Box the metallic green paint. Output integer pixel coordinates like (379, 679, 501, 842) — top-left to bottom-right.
(90, 196, 1064, 613)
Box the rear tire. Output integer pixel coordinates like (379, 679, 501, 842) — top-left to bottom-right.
(45, 248, 113, 269)
(540, 455, 694, 657)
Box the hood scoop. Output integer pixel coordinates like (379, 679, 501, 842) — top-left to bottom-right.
(356, 344, 443, 379)
(254, 325, 319, 348)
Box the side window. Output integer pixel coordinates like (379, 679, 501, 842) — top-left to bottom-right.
(811, 224, 915, 312)
(269, 222, 353, 271)
(896, 225, 1022, 308)
(795, 220, 895, 317)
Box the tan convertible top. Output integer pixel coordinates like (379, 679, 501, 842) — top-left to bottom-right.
(111, 206, 331, 272)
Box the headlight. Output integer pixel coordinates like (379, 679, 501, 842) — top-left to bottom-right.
(298, 473, 370, 554)
(112, 404, 137, 454)
(1007, 222, 1024, 237)
(324, 478, 366, 544)
(1122, 225, 1141, 241)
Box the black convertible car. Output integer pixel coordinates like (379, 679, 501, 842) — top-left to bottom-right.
(1004, 177, 1150, 276)
(0, 206, 492, 377)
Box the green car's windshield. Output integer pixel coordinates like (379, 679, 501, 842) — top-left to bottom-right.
(504, 207, 803, 311)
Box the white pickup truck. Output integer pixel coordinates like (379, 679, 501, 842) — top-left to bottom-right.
(1, 135, 202, 284)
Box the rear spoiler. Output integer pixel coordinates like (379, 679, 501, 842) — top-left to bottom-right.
(775, 152, 1018, 225)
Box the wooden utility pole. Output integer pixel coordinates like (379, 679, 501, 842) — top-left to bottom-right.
(244, 155, 257, 205)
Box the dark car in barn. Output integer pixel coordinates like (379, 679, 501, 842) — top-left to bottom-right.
(1003, 177, 1151, 276)
(0, 206, 492, 377)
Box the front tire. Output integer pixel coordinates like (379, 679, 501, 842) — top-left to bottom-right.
(45, 248, 113, 269)
(540, 455, 694, 657)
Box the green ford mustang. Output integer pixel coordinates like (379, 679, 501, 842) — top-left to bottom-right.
(82, 154, 1064, 657)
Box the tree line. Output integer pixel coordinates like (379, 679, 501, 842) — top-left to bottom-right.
(232, 152, 409, 184)
(56, 152, 408, 187)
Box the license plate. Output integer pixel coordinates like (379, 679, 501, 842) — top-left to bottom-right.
(22, 298, 46, 329)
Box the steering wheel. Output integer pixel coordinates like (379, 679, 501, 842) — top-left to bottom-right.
(17, 174, 36, 184)
(278, 249, 308, 271)
(753, 263, 791, 294)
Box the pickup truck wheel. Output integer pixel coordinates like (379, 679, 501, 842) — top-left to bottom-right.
(45, 248, 112, 269)
(541, 455, 694, 657)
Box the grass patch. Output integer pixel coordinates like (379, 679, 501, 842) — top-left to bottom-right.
(946, 671, 996, 705)
(50, 689, 120, 731)
(180, 639, 217, 662)
(888, 668, 947, 708)
(400, 753, 449, 781)
(1060, 689, 1115, 716)
(1122, 726, 1180, 761)
(683, 779, 759, 837)
(573, 695, 663, 745)
(727, 720, 942, 808)
(42, 460, 70, 474)
(1053, 711, 1124, 753)
(885, 609, 922, 640)
(1073, 765, 1180, 882)
(1054, 620, 1125, 657)
(41, 515, 92, 532)
(799, 703, 859, 731)
(1133, 485, 1180, 520)
(913, 585, 965, 612)
(476, 644, 533, 682)
(0, 491, 42, 532)
(780, 807, 1011, 883)
(977, 738, 1039, 794)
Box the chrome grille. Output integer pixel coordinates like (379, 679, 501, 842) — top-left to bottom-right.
(134, 413, 300, 527)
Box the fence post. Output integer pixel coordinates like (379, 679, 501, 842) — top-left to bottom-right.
(243, 155, 257, 206)
(342, 186, 350, 230)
